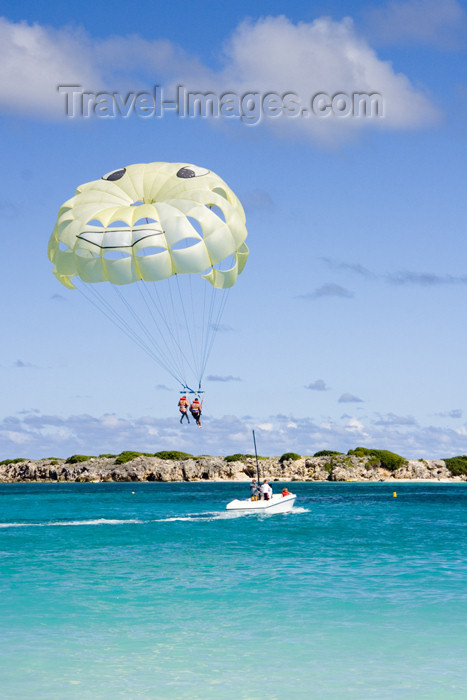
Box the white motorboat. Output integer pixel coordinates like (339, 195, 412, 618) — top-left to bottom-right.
(226, 492, 296, 514)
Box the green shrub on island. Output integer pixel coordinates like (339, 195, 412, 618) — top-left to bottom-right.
(115, 451, 153, 464)
(153, 451, 194, 460)
(99, 453, 117, 459)
(65, 454, 95, 464)
(0, 457, 28, 466)
(279, 452, 301, 463)
(347, 447, 406, 471)
(443, 456, 467, 476)
(313, 450, 343, 457)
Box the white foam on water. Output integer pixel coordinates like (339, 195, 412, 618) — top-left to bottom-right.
(60, 518, 143, 526)
(288, 507, 310, 514)
(155, 516, 198, 522)
(153, 511, 243, 522)
(153, 509, 311, 522)
(0, 518, 143, 528)
(0, 509, 309, 529)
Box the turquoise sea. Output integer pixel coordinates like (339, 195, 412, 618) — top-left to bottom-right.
(0, 482, 466, 699)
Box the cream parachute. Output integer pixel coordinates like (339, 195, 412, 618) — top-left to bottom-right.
(48, 162, 249, 393)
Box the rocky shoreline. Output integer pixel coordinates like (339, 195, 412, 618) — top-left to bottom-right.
(0, 454, 466, 483)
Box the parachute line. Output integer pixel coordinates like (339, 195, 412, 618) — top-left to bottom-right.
(75, 275, 230, 392)
(200, 289, 230, 384)
(147, 281, 186, 382)
(76, 283, 182, 385)
(137, 283, 188, 386)
(113, 286, 186, 380)
(175, 274, 200, 382)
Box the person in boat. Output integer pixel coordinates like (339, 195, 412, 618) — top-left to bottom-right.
(282, 487, 290, 497)
(178, 396, 190, 424)
(260, 479, 273, 501)
(250, 479, 259, 501)
(189, 398, 202, 427)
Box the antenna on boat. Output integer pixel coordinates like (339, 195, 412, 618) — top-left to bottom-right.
(252, 429, 261, 483)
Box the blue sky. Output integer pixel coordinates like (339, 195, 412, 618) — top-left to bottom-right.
(1, 0, 467, 459)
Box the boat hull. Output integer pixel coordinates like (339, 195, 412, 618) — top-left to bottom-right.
(226, 493, 296, 514)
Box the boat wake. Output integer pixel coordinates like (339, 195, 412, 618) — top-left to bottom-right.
(221, 506, 310, 517)
(288, 507, 310, 514)
(0, 515, 231, 528)
(0, 507, 309, 529)
(154, 511, 246, 522)
(0, 518, 144, 528)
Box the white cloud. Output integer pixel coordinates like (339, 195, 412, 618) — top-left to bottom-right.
(0, 18, 96, 117)
(373, 413, 418, 426)
(322, 258, 375, 279)
(2, 430, 31, 445)
(14, 359, 37, 368)
(1, 410, 466, 460)
(216, 15, 439, 136)
(364, 0, 467, 49)
(387, 271, 467, 286)
(0, 14, 440, 142)
(436, 409, 463, 419)
(320, 258, 467, 289)
(100, 415, 128, 430)
(345, 417, 368, 434)
(0, 17, 187, 118)
(339, 393, 364, 403)
(299, 283, 354, 300)
(257, 423, 274, 432)
(306, 380, 329, 391)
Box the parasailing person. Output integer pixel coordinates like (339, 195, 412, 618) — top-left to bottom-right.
(189, 397, 203, 427)
(178, 396, 190, 424)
